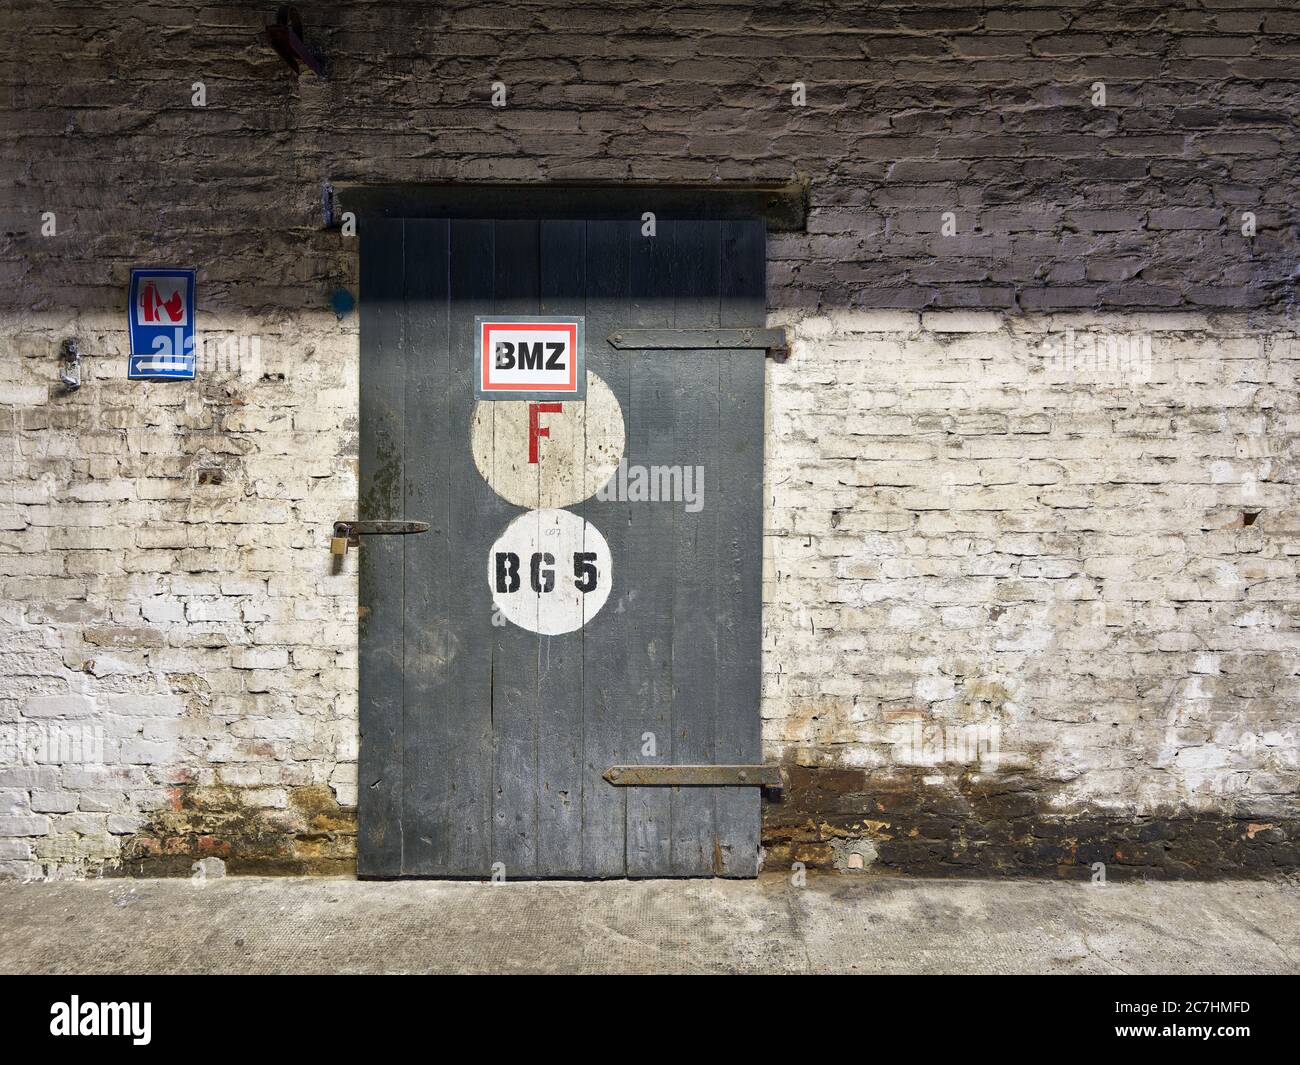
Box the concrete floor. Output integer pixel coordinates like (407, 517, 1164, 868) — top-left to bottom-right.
(1, 874, 1297, 974)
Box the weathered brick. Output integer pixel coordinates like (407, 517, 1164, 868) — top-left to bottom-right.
(1148, 208, 1225, 230)
(29, 792, 78, 814)
(3, 2, 1299, 882)
(0, 817, 51, 837)
(21, 694, 95, 720)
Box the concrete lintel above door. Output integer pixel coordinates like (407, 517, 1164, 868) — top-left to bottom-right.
(331, 181, 808, 232)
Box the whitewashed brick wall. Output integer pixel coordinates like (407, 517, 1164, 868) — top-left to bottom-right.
(1, 310, 359, 878)
(763, 310, 1298, 822)
(1, 309, 1296, 877)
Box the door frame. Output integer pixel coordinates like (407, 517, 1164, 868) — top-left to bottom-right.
(352, 189, 780, 879)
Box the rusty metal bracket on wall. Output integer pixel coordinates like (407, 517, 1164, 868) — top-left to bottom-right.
(604, 764, 785, 799)
(58, 338, 82, 391)
(607, 327, 789, 362)
(266, 6, 324, 76)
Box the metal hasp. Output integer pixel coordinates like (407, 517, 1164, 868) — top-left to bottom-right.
(331, 520, 429, 555)
(607, 327, 789, 361)
(604, 764, 785, 798)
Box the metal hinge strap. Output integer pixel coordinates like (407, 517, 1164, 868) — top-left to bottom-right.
(607, 328, 788, 359)
(603, 764, 784, 788)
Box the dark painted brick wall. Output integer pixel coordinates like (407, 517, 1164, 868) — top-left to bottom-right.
(2, 0, 1297, 314)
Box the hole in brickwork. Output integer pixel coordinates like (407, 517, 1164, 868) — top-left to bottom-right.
(197, 469, 225, 486)
(1243, 511, 1260, 527)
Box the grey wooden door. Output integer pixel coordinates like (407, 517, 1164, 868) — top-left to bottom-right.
(357, 217, 765, 878)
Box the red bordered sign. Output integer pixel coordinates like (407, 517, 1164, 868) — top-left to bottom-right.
(475, 316, 585, 400)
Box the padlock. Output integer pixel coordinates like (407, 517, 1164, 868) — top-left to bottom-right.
(330, 522, 350, 555)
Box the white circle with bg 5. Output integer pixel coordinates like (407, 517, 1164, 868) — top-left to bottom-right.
(488, 508, 612, 635)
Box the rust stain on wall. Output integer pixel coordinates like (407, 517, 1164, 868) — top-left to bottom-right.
(113, 784, 357, 877)
(763, 765, 1299, 879)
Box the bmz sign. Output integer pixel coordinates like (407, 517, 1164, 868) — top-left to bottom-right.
(475, 315, 585, 400)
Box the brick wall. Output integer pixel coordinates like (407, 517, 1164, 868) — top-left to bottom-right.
(1, 2, 1297, 877)
(6, 1, 1298, 316)
(2, 309, 359, 877)
(762, 311, 1299, 875)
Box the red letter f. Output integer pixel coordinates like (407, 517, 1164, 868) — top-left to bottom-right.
(528, 403, 563, 464)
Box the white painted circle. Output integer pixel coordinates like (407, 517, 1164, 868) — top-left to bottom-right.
(471, 371, 624, 509)
(488, 509, 613, 636)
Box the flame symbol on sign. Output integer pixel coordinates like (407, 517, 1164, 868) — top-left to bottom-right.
(140, 280, 184, 323)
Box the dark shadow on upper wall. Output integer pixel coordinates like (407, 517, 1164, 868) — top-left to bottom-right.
(1, 0, 1296, 316)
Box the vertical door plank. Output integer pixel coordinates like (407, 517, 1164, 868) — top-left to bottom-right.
(357, 217, 406, 876)
(490, 219, 542, 877)
(669, 221, 722, 875)
(623, 221, 677, 876)
(536, 220, 587, 875)
(578, 220, 632, 876)
(400, 220, 451, 873)
(715, 220, 766, 876)
(444, 220, 499, 874)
